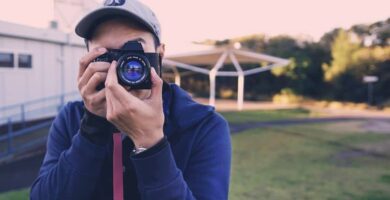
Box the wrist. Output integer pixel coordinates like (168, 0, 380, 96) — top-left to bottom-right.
(132, 132, 164, 149)
(131, 135, 168, 157)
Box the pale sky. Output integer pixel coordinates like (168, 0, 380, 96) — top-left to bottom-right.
(0, 0, 389, 54)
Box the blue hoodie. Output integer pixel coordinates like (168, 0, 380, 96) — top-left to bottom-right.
(30, 83, 231, 200)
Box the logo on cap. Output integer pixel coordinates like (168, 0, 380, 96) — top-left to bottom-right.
(104, 0, 125, 6)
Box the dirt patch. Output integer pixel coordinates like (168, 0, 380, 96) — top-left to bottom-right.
(331, 139, 390, 167)
(331, 149, 389, 167)
(333, 149, 371, 162)
(361, 119, 390, 134)
(358, 140, 390, 156)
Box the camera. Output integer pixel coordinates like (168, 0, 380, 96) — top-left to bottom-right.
(93, 40, 161, 90)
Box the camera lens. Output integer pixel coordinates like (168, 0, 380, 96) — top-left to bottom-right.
(117, 54, 150, 87)
(121, 60, 145, 82)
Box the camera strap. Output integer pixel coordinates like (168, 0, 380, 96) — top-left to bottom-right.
(113, 132, 124, 200)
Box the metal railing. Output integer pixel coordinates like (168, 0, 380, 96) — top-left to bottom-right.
(0, 91, 81, 158)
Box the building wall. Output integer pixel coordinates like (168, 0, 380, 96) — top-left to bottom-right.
(0, 36, 86, 107)
(0, 21, 88, 124)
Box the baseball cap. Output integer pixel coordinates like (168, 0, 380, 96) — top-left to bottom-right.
(75, 0, 161, 43)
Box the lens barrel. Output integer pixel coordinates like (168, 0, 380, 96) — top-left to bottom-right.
(117, 54, 151, 89)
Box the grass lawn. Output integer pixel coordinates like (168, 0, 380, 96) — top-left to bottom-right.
(1, 109, 389, 200)
(0, 188, 29, 200)
(229, 123, 390, 200)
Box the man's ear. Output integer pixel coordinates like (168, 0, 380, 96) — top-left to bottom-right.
(156, 43, 165, 77)
(157, 43, 165, 58)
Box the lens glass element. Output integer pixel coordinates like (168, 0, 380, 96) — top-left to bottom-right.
(121, 60, 145, 82)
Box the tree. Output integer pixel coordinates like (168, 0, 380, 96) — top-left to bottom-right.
(319, 28, 342, 51)
(322, 29, 360, 81)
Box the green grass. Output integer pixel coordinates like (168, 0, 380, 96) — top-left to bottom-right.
(221, 108, 313, 124)
(1, 109, 389, 200)
(0, 188, 29, 200)
(229, 124, 390, 200)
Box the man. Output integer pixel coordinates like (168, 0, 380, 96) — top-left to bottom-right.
(30, 0, 231, 200)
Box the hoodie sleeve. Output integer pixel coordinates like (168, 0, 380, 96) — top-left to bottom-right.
(30, 102, 108, 200)
(130, 113, 232, 200)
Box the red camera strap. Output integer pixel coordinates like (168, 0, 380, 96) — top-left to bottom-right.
(113, 133, 124, 200)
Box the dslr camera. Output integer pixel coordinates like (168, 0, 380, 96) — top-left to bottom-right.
(93, 40, 161, 90)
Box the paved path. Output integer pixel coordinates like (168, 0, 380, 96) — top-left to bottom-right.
(229, 117, 390, 133)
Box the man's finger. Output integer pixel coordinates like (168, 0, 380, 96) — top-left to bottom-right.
(77, 47, 107, 79)
(78, 62, 110, 90)
(94, 88, 106, 102)
(105, 61, 139, 104)
(105, 61, 119, 119)
(148, 67, 163, 101)
(84, 72, 108, 94)
(105, 85, 115, 120)
(105, 61, 118, 87)
(105, 61, 124, 93)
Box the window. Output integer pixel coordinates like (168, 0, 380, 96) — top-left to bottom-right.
(18, 54, 32, 68)
(0, 52, 14, 68)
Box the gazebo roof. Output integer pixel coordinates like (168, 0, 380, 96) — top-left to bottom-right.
(163, 45, 289, 76)
(165, 47, 289, 66)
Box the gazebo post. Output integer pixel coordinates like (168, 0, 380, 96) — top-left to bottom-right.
(209, 74, 216, 106)
(229, 52, 245, 111)
(209, 52, 228, 107)
(237, 74, 244, 110)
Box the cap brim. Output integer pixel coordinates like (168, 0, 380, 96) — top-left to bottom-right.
(75, 7, 154, 39)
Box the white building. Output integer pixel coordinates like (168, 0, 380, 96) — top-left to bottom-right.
(0, 20, 85, 123)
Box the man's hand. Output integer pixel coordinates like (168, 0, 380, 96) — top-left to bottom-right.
(105, 61, 164, 148)
(77, 47, 109, 118)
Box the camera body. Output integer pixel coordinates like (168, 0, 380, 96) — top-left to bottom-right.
(93, 41, 161, 90)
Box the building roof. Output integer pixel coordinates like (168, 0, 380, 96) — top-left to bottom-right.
(0, 20, 84, 46)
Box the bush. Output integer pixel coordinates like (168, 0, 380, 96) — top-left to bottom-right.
(272, 88, 304, 104)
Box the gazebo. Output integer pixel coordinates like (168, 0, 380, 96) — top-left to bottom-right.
(162, 43, 289, 110)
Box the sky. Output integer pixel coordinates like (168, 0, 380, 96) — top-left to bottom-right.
(0, 0, 389, 54)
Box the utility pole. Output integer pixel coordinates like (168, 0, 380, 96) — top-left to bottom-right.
(363, 75, 378, 105)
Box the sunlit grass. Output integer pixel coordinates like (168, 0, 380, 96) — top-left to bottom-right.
(229, 125, 390, 200)
(220, 108, 312, 124)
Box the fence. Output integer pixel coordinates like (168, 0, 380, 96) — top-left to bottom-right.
(0, 91, 81, 159)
